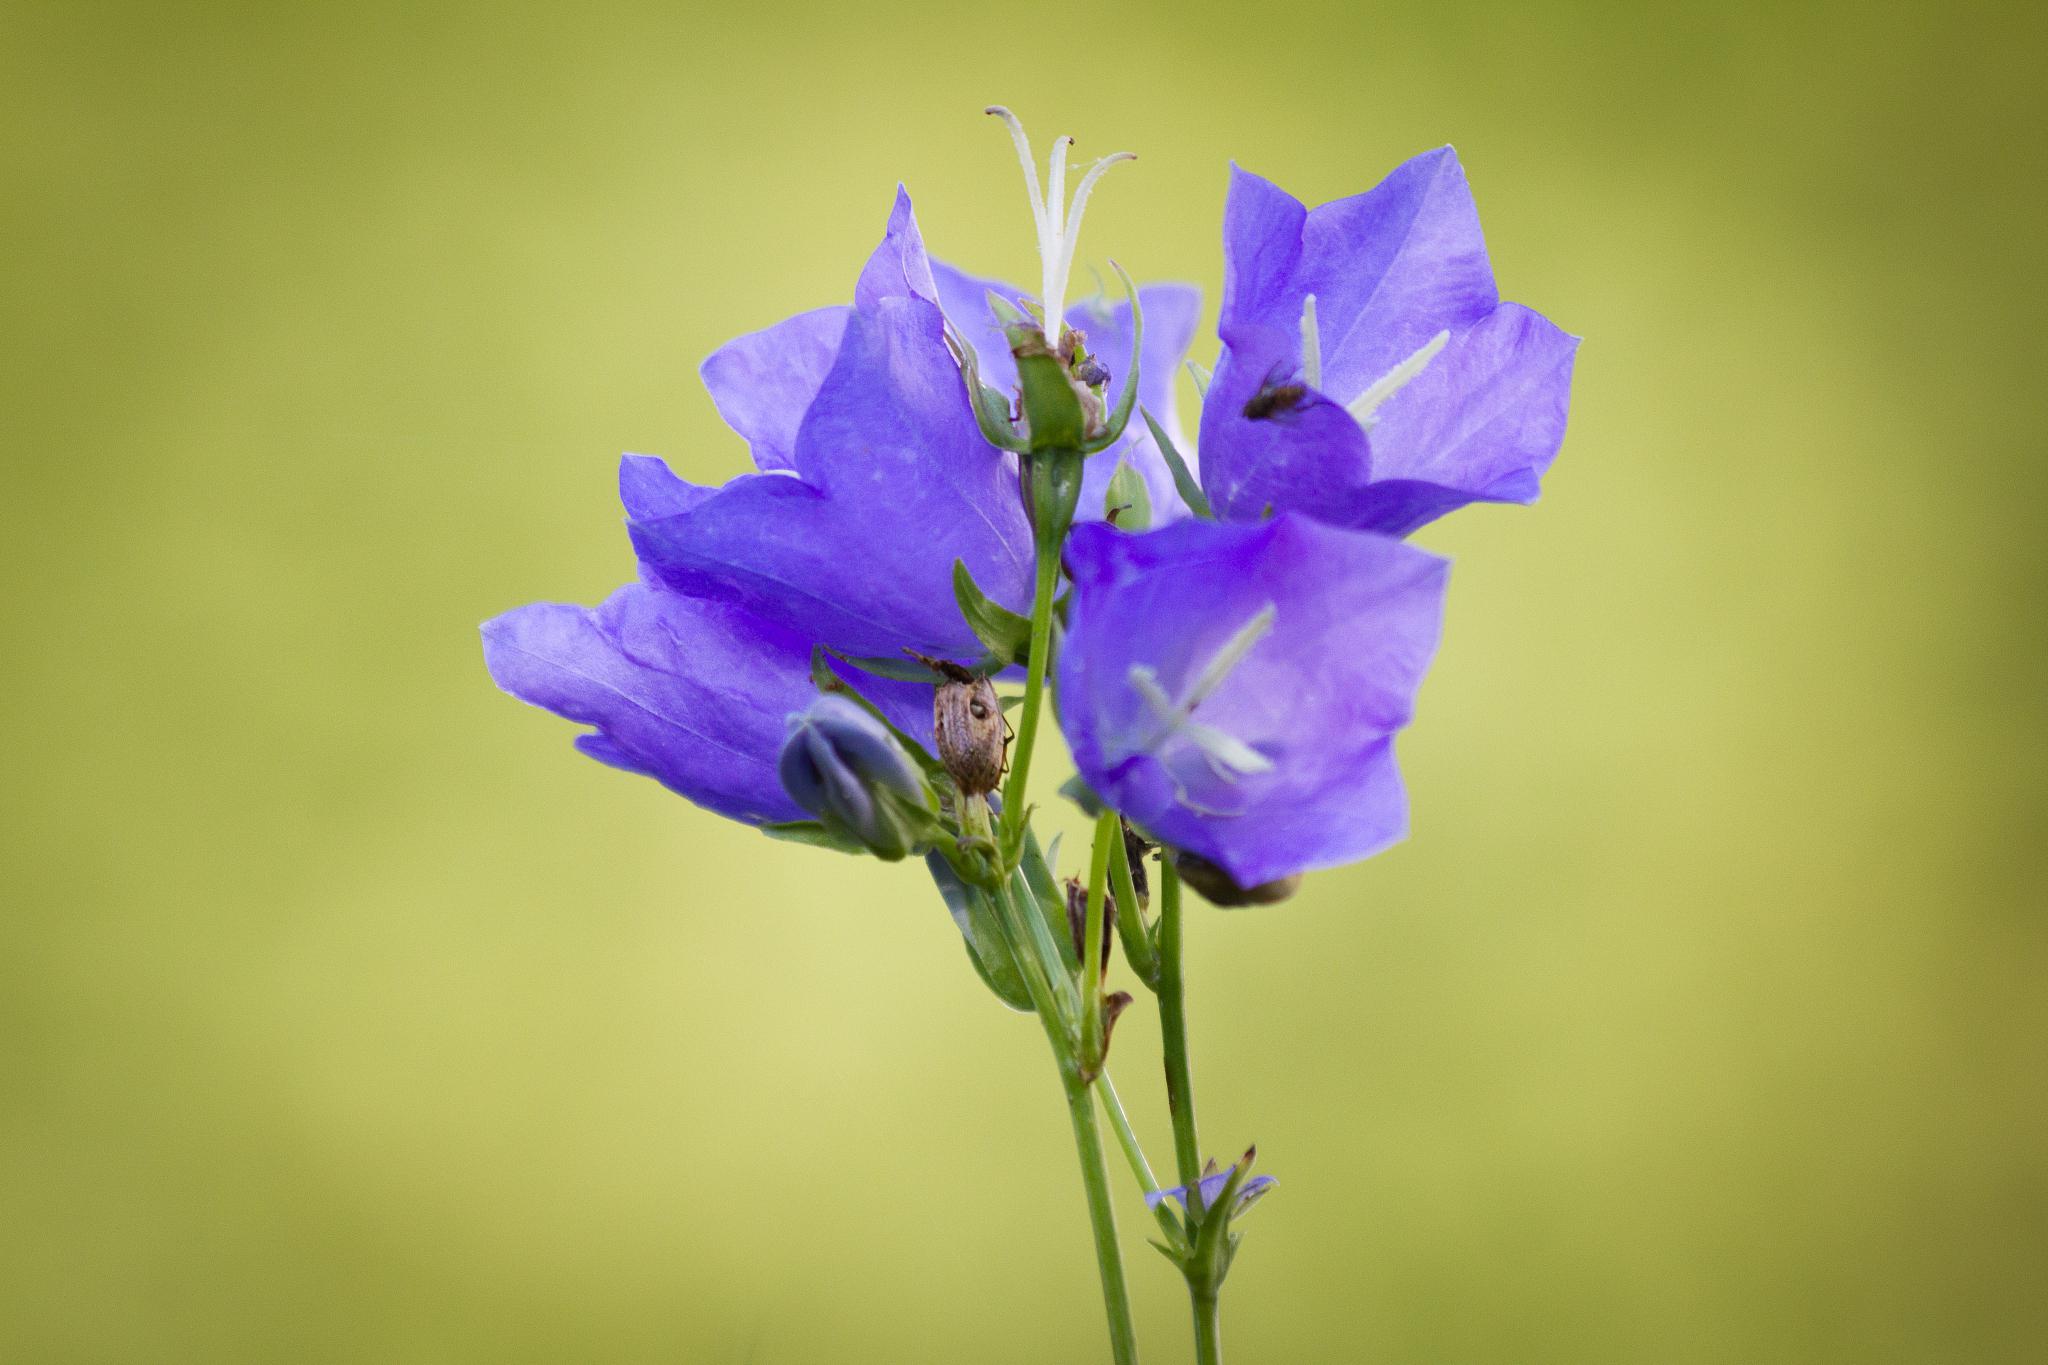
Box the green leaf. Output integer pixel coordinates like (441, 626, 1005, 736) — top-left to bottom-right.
(1104, 458, 1152, 530)
(761, 821, 869, 855)
(926, 853, 1034, 1012)
(1019, 825, 1079, 972)
(1142, 407, 1212, 519)
(953, 559, 1034, 665)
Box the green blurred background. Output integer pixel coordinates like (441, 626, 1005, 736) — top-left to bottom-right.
(5, 1, 2044, 1360)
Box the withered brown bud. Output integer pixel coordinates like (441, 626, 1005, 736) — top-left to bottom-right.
(1171, 850, 1302, 908)
(933, 671, 1005, 796)
(1064, 877, 1116, 971)
(1120, 821, 1150, 911)
(1102, 990, 1133, 1048)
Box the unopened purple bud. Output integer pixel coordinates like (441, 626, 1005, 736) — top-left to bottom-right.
(778, 695, 935, 860)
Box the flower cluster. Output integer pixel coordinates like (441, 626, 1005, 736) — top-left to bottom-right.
(483, 110, 1575, 1360)
(483, 125, 1573, 896)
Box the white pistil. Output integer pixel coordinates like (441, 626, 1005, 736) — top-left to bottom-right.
(1126, 604, 1278, 780)
(1300, 294, 1322, 390)
(1347, 328, 1451, 429)
(986, 106, 1135, 346)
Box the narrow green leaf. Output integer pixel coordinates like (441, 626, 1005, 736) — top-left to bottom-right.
(761, 821, 869, 855)
(1142, 406, 1212, 519)
(952, 559, 1034, 665)
(926, 853, 1035, 1012)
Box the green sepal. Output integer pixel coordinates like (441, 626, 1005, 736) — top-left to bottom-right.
(1148, 1237, 1191, 1268)
(948, 318, 1028, 453)
(926, 852, 1035, 1012)
(1143, 406, 1212, 519)
(952, 559, 1034, 666)
(1078, 261, 1144, 455)
(760, 820, 870, 855)
(1104, 458, 1153, 530)
(1060, 773, 1105, 816)
(1015, 351, 1089, 452)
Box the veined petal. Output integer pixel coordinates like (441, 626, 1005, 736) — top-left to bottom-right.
(1359, 302, 1579, 516)
(1202, 151, 1574, 536)
(631, 297, 1034, 659)
(699, 307, 851, 473)
(481, 583, 934, 826)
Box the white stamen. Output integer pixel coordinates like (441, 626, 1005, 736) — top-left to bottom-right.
(1125, 604, 1278, 780)
(1347, 329, 1451, 428)
(1048, 152, 1135, 342)
(1300, 295, 1322, 390)
(986, 108, 1134, 346)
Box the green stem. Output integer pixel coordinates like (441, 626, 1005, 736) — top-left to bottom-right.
(999, 531, 1062, 857)
(1157, 858, 1203, 1196)
(1063, 1070, 1139, 1365)
(1097, 1071, 1185, 1245)
(978, 802, 1135, 1362)
(1190, 1290, 1222, 1365)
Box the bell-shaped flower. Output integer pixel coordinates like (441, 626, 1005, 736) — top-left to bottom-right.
(1194, 148, 1578, 537)
(482, 466, 936, 826)
(627, 175, 1199, 664)
(624, 190, 1034, 662)
(1055, 514, 1447, 889)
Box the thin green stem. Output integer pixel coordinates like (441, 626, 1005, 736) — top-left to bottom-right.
(1190, 1290, 1222, 1365)
(1157, 858, 1203, 1196)
(1062, 1071, 1139, 1365)
(1097, 1071, 1184, 1245)
(999, 535, 1062, 856)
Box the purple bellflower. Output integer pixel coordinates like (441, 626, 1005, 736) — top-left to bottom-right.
(624, 190, 1036, 663)
(628, 173, 1199, 665)
(481, 463, 936, 826)
(1056, 514, 1448, 890)
(1195, 148, 1578, 537)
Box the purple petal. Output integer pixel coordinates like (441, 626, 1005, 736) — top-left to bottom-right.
(1067, 283, 1204, 522)
(853, 186, 941, 310)
(1057, 515, 1448, 888)
(930, 256, 1025, 395)
(483, 584, 934, 825)
(699, 307, 851, 473)
(619, 453, 715, 522)
(631, 296, 1034, 658)
(1144, 1171, 1279, 1214)
(1201, 151, 1573, 536)
(1198, 346, 1373, 526)
(1357, 302, 1579, 517)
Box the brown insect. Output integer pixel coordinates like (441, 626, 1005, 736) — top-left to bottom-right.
(907, 651, 1009, 796)
(1241, 370, 1308, 421)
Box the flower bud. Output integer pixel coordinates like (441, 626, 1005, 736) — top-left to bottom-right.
(777, 695, 936, 861)
(1170, 849, 1302, 908)
(1064, 876, 1116, 970)
(933, 671, 1006, 796)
